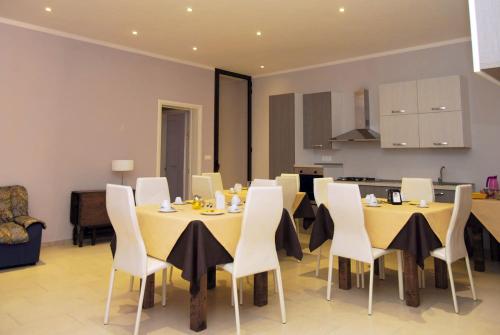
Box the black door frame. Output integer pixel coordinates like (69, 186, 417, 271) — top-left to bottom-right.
(214, 68, 252, 181)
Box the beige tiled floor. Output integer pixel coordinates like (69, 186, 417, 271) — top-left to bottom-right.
(1, 237, 499, 335)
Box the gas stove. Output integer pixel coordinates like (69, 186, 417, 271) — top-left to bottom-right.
(336, 177, 376, 182)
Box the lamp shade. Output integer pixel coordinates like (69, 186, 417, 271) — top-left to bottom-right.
(112, 160, 134, 172)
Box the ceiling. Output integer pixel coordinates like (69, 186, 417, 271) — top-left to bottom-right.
(0, 0, 470, 75)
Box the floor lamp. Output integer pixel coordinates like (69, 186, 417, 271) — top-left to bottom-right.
(112, 160, 134, 185)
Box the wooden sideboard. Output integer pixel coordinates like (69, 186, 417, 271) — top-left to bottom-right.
(70, 190, 112, 247)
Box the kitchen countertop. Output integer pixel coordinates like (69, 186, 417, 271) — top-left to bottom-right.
(335, 179, 474, 191)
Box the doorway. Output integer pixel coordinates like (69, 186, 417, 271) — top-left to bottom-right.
(214, 68, 252, 187)
(156, 100, 202, 199)
(161, 108, 189, 198)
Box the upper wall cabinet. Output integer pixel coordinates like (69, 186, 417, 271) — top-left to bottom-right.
(303, 91, 332, 149)
(379, 75, 470, 149)
(379, 81, 418, 116)
(417, 76, 463, 113)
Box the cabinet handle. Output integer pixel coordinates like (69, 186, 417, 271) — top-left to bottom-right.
(391, 110, 406, 114)
(433, 142, 448, 146)
(392, 142, 407, 146)
(431, 106, 447, 111)
(312, 144, 324, 149)
(435, 192, 445, 197)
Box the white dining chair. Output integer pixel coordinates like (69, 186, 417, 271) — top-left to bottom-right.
(192, 175, 214, 199)
(401, 177, 435, 287)
(313, 177, 334, 277)
(326, 183, 403, 315)
(135, 177, 171, 205)
(429, 184, 477, 313)
(104, 184, 171, 335)
(281, 173, 300, 191)
(276, 175, 299, 229)
(220, 186, 286, 335)
(134, 177, 173, 287)
(251, 178, 278, 187)
(401, 177, 435, 202)
(202, 172, 224, 193)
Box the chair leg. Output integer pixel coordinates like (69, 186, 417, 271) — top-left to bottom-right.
(169, 266, 173, 283)
(104, 267, 116, 324)
(134, 276, 147, 335)
(162, 268, 167, 306)
(361, 262, 365, 289)
(129, 276, 134, 291)
(356, 261, 360, 288)
(239, 278, 243, 305)
(397, 251, 404, 300)
(465, 255, 477, 301)
(447, 262, 459, 314)
(275, 268, 287, 324)
(368, 262, 375, 315)
(232, 276, 241, 335)
(315, 246, 322, 277)
(327, 253, 334, 301)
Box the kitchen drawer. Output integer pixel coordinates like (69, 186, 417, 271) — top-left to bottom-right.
(419, 111, 468, 148)
(380, 114, 420, 148)
(434, 190, 455, 203)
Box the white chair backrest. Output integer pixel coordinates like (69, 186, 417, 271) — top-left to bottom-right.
(328, 183, 373, 264)
(445, 185, 472, 263)
(281, 173, 300, 190)
(233, 186, 283, 278)
(401, 177, 435, 202)
(252, 179, 278, 187)
(276, 175, 298, 215)
(313, 177, 334, 206)
(106, 184, 147, 276)
(192, 175, 214, 199)
(135, 177, 170, 206)
(202, 172, 224, 193)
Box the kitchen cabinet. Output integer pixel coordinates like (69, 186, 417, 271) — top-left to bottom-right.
(303, 91, 332, 149)
(379, 80, 418, 116)
(417, 76, 463, 113)
(419, 111, 470, 148)
(380, 114, 420, 148)
(269, 93, 295, 178)
(379, 75, 470, 149)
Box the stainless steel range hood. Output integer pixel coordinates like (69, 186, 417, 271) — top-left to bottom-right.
(329, 89, 380, 142)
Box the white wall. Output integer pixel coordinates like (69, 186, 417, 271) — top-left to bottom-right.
(253, 41, 500, 189)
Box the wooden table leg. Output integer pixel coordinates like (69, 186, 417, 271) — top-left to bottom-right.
(434, 258, 448, 289)
(403, 251, 419, 307)
(469, 223, 485, 271)
(142, 274, 155, 309)
(338, 257, 351, 290)
(207, 266, 216, 290)
(190, 274, 207, 332)
(374, 258, 380, 276)
(254, 272, 268, 307)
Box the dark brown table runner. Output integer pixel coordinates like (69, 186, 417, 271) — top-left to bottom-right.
(294, 193, 316, 228)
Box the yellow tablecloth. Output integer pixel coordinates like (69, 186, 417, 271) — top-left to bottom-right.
(364, 201, 454, 249)
(137, 204, 243, 260)
(472, 199, 500, 241)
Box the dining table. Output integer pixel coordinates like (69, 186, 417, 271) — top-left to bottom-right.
(111, 190, 314, 332)
(467, 199, 500, 271)
(306, 199, 454, 307)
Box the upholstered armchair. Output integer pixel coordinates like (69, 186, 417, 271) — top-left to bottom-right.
(0, 185, 45, 269)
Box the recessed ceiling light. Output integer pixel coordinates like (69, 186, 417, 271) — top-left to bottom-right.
(132, 31, 138, 36)
(339, 7, 345, 13)
(187, 7, 193, 12)
(45, 7, 52, 12)
(192, 46, 198, 51)
(256, 31, 262, 36)
(260, 65, 265, 69)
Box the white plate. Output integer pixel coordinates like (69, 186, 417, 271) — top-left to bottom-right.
(159, 208, 177, 213)
(366, 204, 382, 207)
(227, 208, 242, 214)
(416, 205, 429, 208)
(201, 210, 225, 216)
(173, 202, 186, 205)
